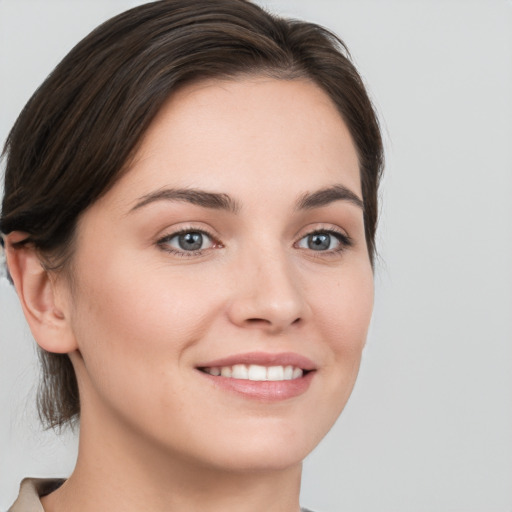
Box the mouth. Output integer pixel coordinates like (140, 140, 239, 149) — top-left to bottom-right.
(195, 352, 316, 401)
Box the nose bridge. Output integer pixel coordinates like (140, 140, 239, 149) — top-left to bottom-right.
(227, 238, 308, 332)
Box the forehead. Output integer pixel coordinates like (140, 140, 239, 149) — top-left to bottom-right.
(109, 77, 361, 209)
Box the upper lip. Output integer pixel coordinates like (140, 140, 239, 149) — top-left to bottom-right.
(196, 352, 316, 371)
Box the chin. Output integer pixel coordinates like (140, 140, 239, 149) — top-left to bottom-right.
(201, 442, 309, 474)
(179, 416, 333, 474)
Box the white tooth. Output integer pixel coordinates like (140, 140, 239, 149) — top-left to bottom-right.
(283, 365, 294, 380)
(221, 366, 232, 378)
(208, 367, 220, 376)
(292, 368, 303, 379)
(248, 364, 267, 381)
(232, 364, 249, 379)
(267, 366, 284, 381)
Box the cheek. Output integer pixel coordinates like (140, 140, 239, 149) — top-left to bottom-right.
(74, 250, 215, 340)
(68, 252, 218, 397)
(313, 262, 374, 349)
(67, 260, 226, 444)
(309, 261, 374, 399)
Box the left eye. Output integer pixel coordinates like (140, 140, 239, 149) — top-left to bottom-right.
(297, 231, 344, 251)
(161, 231, 214, 252)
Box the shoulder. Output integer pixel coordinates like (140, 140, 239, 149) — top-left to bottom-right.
(8, 478, 65, 512)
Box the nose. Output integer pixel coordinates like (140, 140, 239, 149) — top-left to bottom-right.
(226, 248, 309, 334)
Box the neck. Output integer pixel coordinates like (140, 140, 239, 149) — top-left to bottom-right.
(42, 404, 303, 512)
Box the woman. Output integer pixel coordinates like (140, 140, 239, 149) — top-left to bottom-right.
(1, 0, 383, 510)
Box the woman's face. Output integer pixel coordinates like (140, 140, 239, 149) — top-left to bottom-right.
(63, 77, 374, 472)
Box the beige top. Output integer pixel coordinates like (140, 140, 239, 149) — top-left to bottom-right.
(8, 479, 65, 512)
(8, 478, 314, 511)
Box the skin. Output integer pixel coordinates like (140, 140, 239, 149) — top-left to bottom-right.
(7, 77, 374, 512)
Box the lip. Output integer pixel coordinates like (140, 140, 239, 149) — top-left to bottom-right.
(198, 371, 315, 401)
(196, 351, 316, 371)
(196, 352, 316, 402)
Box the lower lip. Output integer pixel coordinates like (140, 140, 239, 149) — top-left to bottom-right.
(197, 370, 315, 401)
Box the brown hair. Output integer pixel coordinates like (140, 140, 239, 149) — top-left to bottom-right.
(0, 0, 383, 428)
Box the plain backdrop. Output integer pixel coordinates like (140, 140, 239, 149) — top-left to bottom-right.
(1, 1, 511, 511)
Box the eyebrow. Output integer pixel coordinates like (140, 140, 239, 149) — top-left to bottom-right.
(129, 183, 363, 215)
(129, 188, 241, 214)
(295, 185, 363, 211)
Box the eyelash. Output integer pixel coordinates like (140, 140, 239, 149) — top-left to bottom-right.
(156, 226, 352, 257)
(157, 227, 220, 257)
(295, 228, 353, 256)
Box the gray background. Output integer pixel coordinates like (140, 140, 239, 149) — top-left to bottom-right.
(1, 1, 511, 510)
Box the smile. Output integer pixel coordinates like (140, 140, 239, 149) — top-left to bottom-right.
(200, 364, 304, 381)
(196, 352, 315, 401)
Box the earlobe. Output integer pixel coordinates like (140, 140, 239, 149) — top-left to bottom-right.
(5, 232, 78, 354)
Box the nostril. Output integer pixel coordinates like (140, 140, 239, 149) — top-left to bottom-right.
(246, 317, 271, 325)
(243, 316, 302, 330)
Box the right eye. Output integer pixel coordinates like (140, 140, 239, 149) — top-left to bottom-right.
(158, 229, 217, 255)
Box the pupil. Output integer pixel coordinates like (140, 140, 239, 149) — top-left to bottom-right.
(308, 233, 330, 251)
(179, 232, 203, 251)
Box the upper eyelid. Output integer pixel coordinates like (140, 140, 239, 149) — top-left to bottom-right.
(297, 229, 351, 244)
(157, 225, 219, 241)
(294, 223, 350, 240)
(155, 223, 352, 247)
(156, 227, 218, 249)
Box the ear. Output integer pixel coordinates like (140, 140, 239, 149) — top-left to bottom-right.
(5, 232, 78, 354)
